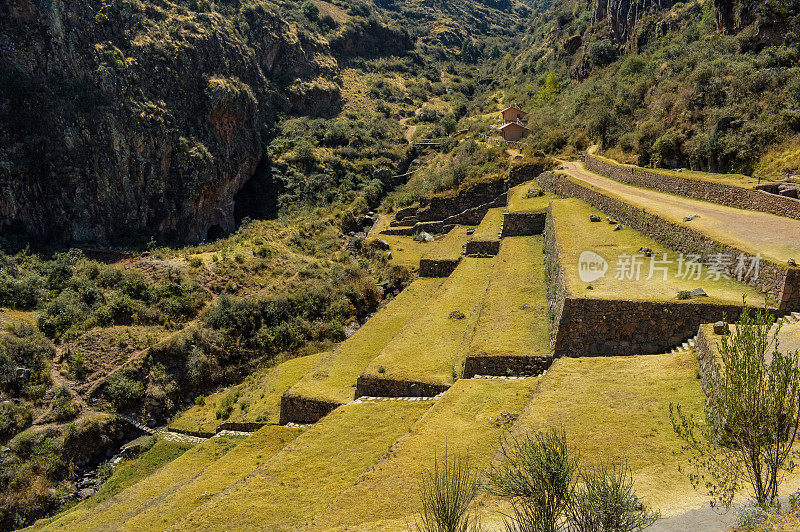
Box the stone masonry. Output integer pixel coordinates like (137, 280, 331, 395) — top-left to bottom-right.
(536, 171, 800, 312)
(585, 154, 800, 220)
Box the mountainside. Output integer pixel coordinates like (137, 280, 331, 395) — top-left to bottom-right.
(0, 0, 531, 247)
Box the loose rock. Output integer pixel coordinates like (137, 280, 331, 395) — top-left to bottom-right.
(448, 310, 465, 320)
(589, 214, 601, 222)
(713, 321, 729, 335)
(683, 214, 700, 222)
(613, 224, 623, 231)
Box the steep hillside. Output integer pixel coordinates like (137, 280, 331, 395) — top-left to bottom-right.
(492, 0, 800, 175)
(0, 0, 533, 246)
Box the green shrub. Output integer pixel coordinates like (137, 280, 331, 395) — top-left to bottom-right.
(300, 0, 319, 21)
(414, 450, 480, 532)
(567, 461, 659, 531)
(51, 387, 79, 422)
(215, 391, 239, 420)
(106, 371, 145, 411)
(489, 427, 577, 532)
(195, 395, 206, 406)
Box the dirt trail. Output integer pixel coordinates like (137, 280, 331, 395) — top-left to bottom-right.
(559, 161, 800, 263)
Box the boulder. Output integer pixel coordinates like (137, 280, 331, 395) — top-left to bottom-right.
(638, 247, 653, 257)
(713, 321, 730, 335)
(466, 228, 476, 235)
(607, 217, 618, 224)
(689, 288, 708, 297)
(683, 214, 700, 222)
(372, 239, 390, 251)
(589, 214, 601, 222)
(448, 310, 466, 320)
(613, 224, 623, 231)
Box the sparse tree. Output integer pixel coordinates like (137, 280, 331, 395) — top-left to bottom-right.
(670, 303, 800, 510)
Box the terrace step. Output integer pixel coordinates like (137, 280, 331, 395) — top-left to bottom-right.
(347, 394, 442, 404)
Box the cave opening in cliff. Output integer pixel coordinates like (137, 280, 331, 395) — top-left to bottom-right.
(206, 224, 225, 241)
(234, 156, 279, 226)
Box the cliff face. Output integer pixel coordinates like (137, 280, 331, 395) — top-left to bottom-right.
(0, 0, 339, 244)
(592, 0, 679, 42)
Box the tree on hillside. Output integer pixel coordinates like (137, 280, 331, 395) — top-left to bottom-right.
(670, 304, 800, 510)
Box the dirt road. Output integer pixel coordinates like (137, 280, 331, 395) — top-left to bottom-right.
(560, 161, 800, 264)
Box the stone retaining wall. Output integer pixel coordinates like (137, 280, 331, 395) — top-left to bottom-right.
(543, 202, 752, 357)
(585, 155, 800, 220)
(501, 211, 547, 237)
(536, 171, 800, 312)
(217, 421, 267, 432)
(463, 354, 552, 378)
(355, 375, 450, 398)
(695, 326, 720, 402)
(419, 258, 461, 277)
(554, 297, 743, 357)
(279, 394, 342, 425)
(464, 240, 501, 256)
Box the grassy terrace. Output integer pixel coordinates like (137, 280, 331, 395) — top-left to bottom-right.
(468, 236, 550, 359)
(39, 436, 243, 531)
(33, 439, 193, 529)
(169, 353, 327, 434)
(361, 257, 496, 387)
(286, 278, 445, 405)
(170, 402, 430, 531)
(308, 378, 539, 530)
(507, 182, 554, 212)
(368, 225, 472, 268)
(470, 207, 504, 240)
(592, 154, 762, 188)
(115, 426, 300, 530)
(506, 351, 706, 516)
(551, 198, 771, 303)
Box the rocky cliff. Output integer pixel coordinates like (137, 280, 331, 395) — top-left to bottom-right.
(0, 0, 339, 244)
(591, 0, 679, 42)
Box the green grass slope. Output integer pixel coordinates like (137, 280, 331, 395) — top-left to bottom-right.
(471, 207, 504, 240)
(361, 257, 496, 387)
(467, 236, 550, 359)
(307, 377, 539, 530)
(38, 436, 243, 531)
(169, 401, 430, 531)
(287, 277, 445, 405)
(507, 183, 554, 212)
(112, 426, 300, 531)
(32, 439, 193, 529)
(169, 353, 328, 435)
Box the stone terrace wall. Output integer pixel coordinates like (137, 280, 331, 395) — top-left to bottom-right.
(419, 258, 461, 277)
(501, 211, 546, 237)
(464, 240, 501, 256)
(585, 155, 800, 221)
(463, 354, 552, 378)
(536, 171, 800, 312)
(279, 394, 342, 424)
(355, 375, 449, 397)
(554, 297, 743, 357)
(544, 203, 747, 357)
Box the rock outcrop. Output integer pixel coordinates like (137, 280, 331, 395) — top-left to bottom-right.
(0, 0, 338, 244)
(592, 0, 679, 42)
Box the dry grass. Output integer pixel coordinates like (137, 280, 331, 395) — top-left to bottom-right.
(367, 225, 472, 268)
(38, 436, 242, 531)
(506, 183, 554, 212)
(287, 278, 445, 404)
(32, 440, 193, 529)
(168, 352, 327, 434)
(550, 198, 772, 304)
(113, 426, 301, 530)
(467, 236, 550, 359)
(504, 351, 706, 517)
(168, 401, 430, 531)
(307, 378, 539, 530)
(471, 207, 504, 241)
(361, 257, 496, 386)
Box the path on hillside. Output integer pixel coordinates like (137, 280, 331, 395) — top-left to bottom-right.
(559, 161, 800, 263)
